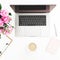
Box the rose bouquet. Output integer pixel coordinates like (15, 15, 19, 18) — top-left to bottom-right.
(0, 4, 14, 38)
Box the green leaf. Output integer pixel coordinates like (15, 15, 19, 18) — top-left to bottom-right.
(0, 4, 2, 10)
(12, 26, 14, 28)
(4, 23, 8, 28)
(0, 34, 1, 39)
(9, 13, 12, 16)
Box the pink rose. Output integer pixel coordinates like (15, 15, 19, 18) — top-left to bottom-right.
(0, 19, 3, 26)
(0, 29, 2, 33)
(3, 16, 10, 23)
(0, 10, 8, 17)
(0, 10, 12, 24)
(0, 9, 13, 36)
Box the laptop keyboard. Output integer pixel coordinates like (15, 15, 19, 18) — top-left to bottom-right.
(19, 15, 46, 26)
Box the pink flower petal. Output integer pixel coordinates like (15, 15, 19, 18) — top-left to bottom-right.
(4, 30, 10, 35)
(0, 29, 2, 33)
(0, 19, 3, 26)
(8, 26, 13, 31)
(0, 10, 8, 16)
(3, 16, 10, 23)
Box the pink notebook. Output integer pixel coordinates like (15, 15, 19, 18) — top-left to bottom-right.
(46, 38, 60, 54)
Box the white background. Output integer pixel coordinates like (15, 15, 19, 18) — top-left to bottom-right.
(0, 0, 60, 60)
